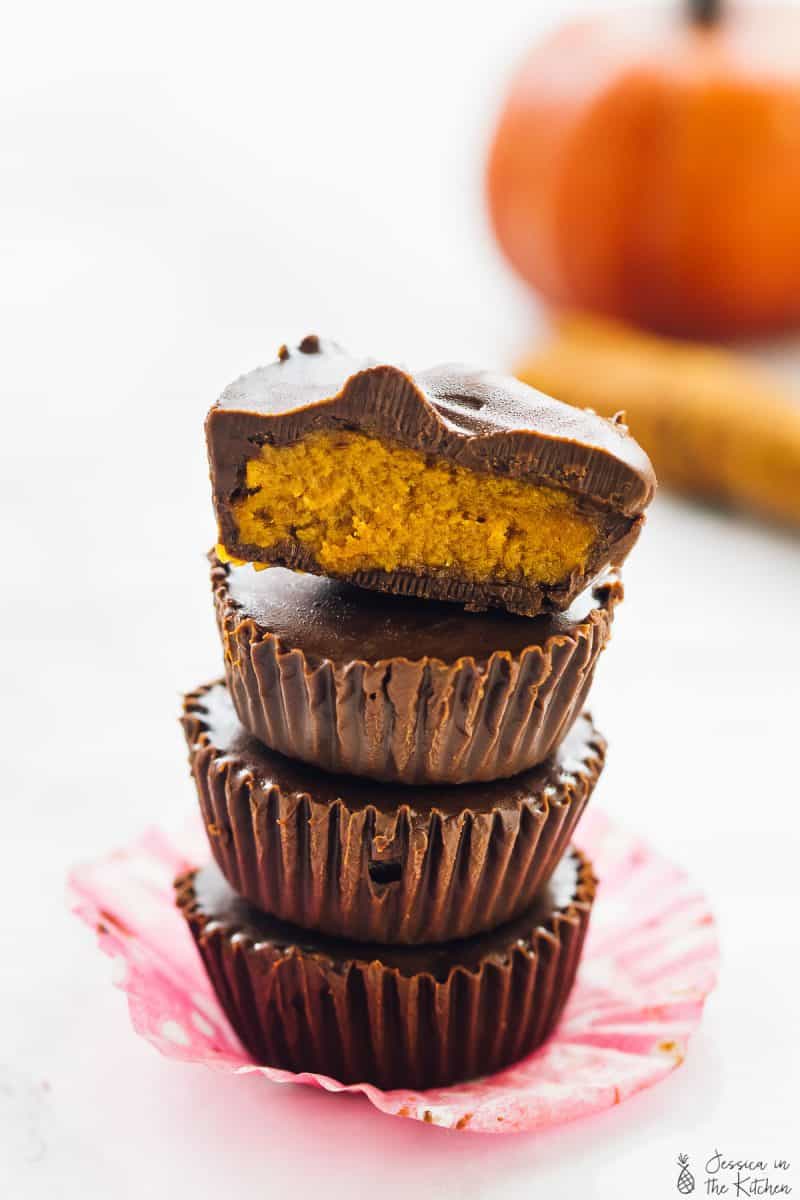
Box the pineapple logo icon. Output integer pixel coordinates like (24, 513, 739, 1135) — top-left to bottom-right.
(676, 1154, 695, 1194)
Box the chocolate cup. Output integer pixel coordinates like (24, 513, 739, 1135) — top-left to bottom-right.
(181, 681, 605, 944)
(175, 847, 597, 1090)
(212, 554, 621, 784)
(206, 336, 655, 617)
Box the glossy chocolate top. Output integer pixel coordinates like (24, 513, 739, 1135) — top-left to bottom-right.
(184, 680, 603, 816)
(218, 557, 622, 667)
(209, 336, 656, 515)
(189, 849, 589, 980)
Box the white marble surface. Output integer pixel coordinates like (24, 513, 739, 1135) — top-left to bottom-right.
(2, 1, 799, 1196)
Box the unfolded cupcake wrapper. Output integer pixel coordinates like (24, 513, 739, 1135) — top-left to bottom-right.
(69, 807, 720, 1133)
(183, 683, 605, 944)
(213, 558, 621, 785)
(174, 849, 596, 1091)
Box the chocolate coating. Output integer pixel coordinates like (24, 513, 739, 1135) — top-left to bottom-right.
(213, 555, 621, 783)
(206, 337, 655, 616)
(181, 680, 605, 943)
(175, 848, 596, 1089)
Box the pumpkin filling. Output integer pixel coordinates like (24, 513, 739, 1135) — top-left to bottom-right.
(230, 431, 598, 586)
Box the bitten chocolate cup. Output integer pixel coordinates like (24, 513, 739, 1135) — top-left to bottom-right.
(175, 847, 597, 1090)
(212, 554, 621, 785)
(181, 681, 605, 944)
(206, 336, 655, 618)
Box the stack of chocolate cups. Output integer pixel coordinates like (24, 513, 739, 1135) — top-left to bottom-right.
(176, 337, 656, 1090)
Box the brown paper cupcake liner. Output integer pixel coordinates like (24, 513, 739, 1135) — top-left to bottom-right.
(182, 680, 605, 944)
(175, 846, 597, 1091)
(212, 554, 621, 784)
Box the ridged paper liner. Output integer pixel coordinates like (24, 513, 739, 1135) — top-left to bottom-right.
(182, 681, 605, 943)
(69, 808, 719, 1132)
(212, 556, 621, 784)
(174, 848, 596, 1091)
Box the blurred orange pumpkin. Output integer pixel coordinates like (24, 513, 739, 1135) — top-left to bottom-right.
(487, 2, 800, 339)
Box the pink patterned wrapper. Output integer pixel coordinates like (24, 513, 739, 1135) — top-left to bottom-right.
(68, 809, 718, 1135)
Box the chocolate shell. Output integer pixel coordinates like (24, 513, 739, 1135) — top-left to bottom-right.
(206, 336, 655, 616)
(212, 555, 621, 784)
(181, 680, 605, 944)
(175, 847, 597, 1090)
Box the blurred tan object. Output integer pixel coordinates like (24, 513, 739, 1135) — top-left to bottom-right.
(517, 317, 800, 528)
(487, 2, 800, 339)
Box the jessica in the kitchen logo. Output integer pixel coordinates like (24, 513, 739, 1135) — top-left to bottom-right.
(676, 1151, 793, 1196)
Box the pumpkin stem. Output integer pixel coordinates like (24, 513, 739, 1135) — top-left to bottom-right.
(689, 0, 722, 23)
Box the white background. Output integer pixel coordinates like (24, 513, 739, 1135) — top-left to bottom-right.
(2, 1, 799, 1197)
